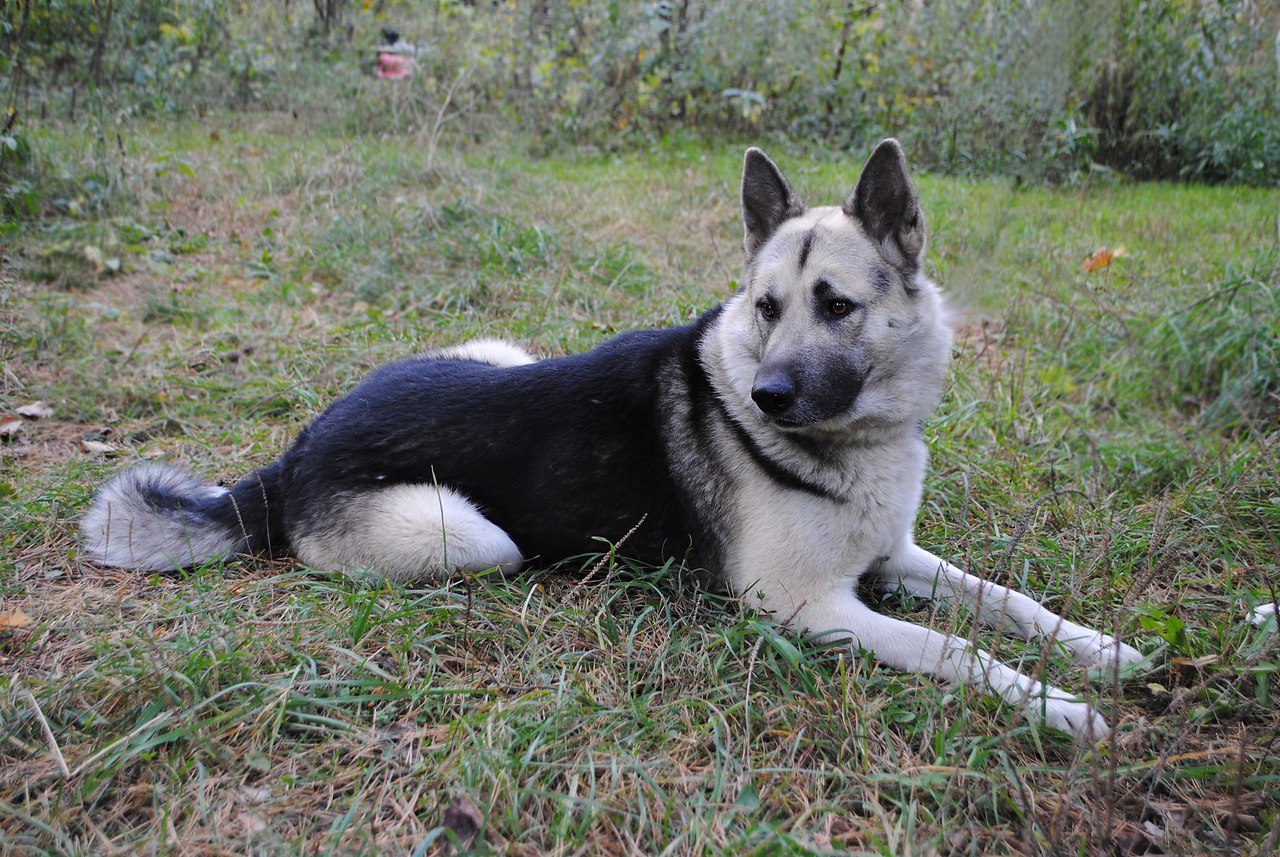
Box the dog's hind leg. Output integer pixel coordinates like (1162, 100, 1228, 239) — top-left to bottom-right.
(293, 484, 523, 584)
(791, 593, 1111, 739)
(878, 542, 1141, 669)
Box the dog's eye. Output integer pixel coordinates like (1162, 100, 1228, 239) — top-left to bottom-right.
(827, 299, 855, 317)
(757, 299, 778, 320)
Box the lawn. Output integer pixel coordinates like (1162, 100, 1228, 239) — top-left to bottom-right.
(1, 110, 1278, 855)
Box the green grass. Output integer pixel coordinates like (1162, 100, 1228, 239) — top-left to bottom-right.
(2, 112, 1278, 855)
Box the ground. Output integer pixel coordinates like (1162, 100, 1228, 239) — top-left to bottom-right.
(1, 113, 1278, 855)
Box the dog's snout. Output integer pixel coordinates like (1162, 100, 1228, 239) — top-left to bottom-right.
(751, 368, 796, 416)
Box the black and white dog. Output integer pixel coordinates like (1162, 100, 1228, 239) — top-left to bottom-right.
(83, 141, 1141, 738)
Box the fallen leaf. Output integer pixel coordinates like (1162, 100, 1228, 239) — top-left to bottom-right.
(0, 607, 34, 630)
(240, 813, 267, 836)
(1217, 811, 1261, 833)
(82, 440, 118, 456)
(1083, 248, 1112, 273)
(1083, 245, 1128, 273)
(82, 245, 120, 275)
(240, 785, 272, 803)
(17, 401, 54, 419)
(0, 416, 21, 439)
(84, 244, 106, 271)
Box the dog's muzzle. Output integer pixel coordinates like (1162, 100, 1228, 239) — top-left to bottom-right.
(751, 359, 867, 426)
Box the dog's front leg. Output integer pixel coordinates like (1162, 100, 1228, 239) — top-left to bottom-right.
(879, 542, 1142, 669)
(791, 596, 1112, 739)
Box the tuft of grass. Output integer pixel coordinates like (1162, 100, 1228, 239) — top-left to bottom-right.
(1, 112, 1277, 854)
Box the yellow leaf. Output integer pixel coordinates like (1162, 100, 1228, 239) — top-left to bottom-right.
(1082, 247, 1114, 273)
(0, 607, 34, 630)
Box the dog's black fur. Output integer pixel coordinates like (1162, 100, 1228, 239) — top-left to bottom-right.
(142, 309, 738, 573)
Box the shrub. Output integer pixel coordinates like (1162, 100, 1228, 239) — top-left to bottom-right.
(4, 0, 1277, 185)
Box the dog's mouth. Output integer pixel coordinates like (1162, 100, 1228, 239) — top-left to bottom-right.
(760, 413, 811, 430)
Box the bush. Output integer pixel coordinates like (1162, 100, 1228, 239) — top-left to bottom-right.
(1082, 0, 1280, 184)
(1, 143, 38, 228)
(3, 0, 1277, 185)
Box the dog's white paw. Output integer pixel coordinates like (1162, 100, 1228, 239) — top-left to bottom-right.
(1250, 602, 1277, 628)
(1034, 695, 1111, 741)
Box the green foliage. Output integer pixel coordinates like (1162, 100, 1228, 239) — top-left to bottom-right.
(4, 1, 1278, 184)
(1146, 274, 1280, 431)
(0, 124, 37, 222)
(3, 0, 230, 115)
(1083, 0, 1280, 183)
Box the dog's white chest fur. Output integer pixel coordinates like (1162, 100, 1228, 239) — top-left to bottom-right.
(726, 435, 926, 623)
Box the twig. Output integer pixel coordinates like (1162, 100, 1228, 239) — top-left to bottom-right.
(21, 684, 70, 778)
(743, 601, 805, 765)
(580, 513, 647, 586)
(513, 514, 650, 658)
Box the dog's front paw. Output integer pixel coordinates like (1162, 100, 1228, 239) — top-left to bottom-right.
(1250, 602, 1277, 628)
(1034, 695, 1111, 741)
(1073, 632, 1143, 669)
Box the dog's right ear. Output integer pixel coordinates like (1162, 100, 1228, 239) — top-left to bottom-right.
(741, 148, 803, 256)
(844, 138, 925, 268)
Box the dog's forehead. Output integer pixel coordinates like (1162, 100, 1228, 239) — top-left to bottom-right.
(755, 207, 881, 286)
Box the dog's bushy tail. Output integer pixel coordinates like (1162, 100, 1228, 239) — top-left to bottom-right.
(81, 461, 285, 572)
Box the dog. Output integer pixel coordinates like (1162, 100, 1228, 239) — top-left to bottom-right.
(82, 139, 1142, 739)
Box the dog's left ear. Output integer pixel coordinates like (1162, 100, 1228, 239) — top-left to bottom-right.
(845, 138, 925, 267)
(741, 148, 804, 256)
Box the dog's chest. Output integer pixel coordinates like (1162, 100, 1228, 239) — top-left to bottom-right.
(725, 438, 925, 593)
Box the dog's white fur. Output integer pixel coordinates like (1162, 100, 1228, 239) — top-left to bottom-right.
(81, 464, 240, 571)
(293, 484, 523, 580)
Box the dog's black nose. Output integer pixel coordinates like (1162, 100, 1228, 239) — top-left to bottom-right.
(752, 371, 796, 416)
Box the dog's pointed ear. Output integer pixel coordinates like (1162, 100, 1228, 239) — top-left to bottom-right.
(742, 148, 803, 256)
(844, 138, 925, 266)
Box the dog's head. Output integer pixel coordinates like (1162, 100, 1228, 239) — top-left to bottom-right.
(716, 140, 953, 434)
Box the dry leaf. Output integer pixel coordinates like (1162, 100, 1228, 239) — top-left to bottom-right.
(17, 401, 54, 419)
(82, 440, 118, 456)
(84, 244, 105, 270)
(240, 813, 268, 836)
(82, 245, 120, 275)
(0, 607, 35, 630)
(1082, 248, 1113, 273)
(1082, 245, 1128, 274)
(0, 416, 21, 439)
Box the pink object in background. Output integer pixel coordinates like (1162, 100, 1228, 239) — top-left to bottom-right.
(377, 53, 414, 80)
